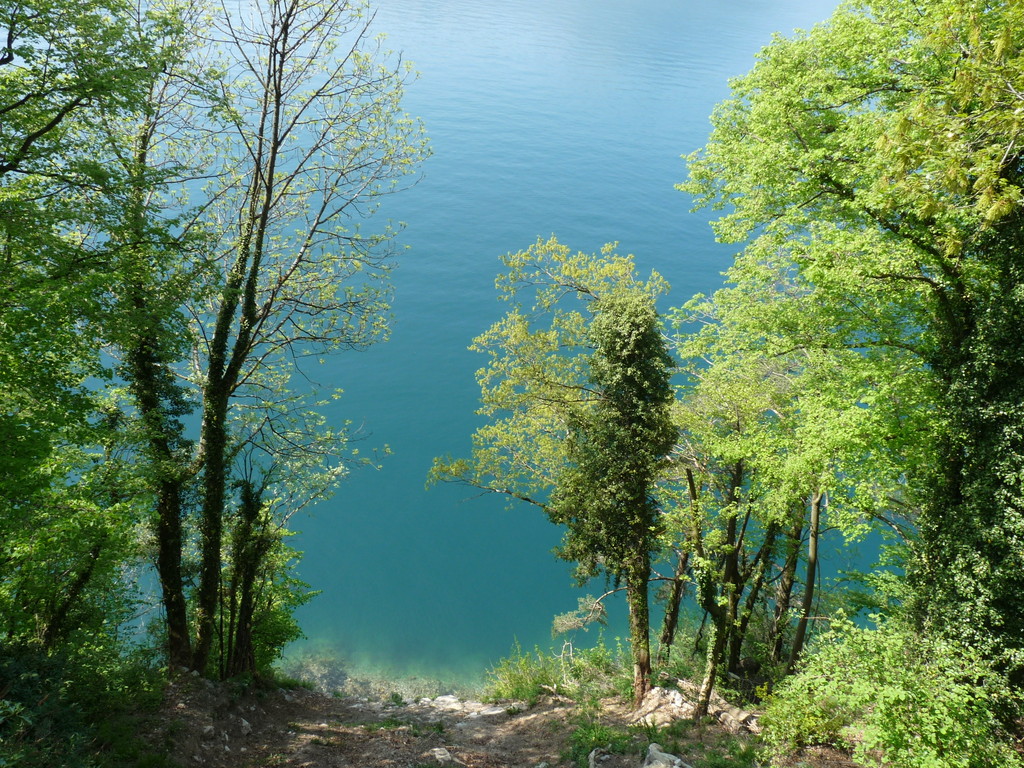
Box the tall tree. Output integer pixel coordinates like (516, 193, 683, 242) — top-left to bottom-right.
(433, 237, 675, 701)
(683, 0, 1024, 678)
(551, 289, 676, 701)
(0, 0, 165, 650)
(184, 0, 427, 673)
(71, 0, 426, 674)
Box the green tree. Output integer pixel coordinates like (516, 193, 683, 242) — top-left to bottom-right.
(94, 0, 427, 675)
(433, 237, 675, 701)
(551, 289, 676, 701)
(683, 0, 1024, 680)
(0, 0, 166, 650)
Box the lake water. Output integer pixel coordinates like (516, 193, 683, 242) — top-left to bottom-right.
(288, 0, 841, 687)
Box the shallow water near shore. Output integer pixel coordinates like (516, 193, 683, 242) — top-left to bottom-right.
(286, 0, 843, 686)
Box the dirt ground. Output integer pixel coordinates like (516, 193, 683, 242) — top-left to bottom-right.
(143, 673, 857, 768)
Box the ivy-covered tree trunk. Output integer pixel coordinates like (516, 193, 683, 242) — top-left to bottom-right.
(626, 553, 653, 702)
(657, 548, 690, 664)
(916, 212, 1024, 683)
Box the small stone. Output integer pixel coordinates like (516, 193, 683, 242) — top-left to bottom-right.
(201, 725, 215, 740)
(240, 718, 252, 736)
(428, 747, 455, 764)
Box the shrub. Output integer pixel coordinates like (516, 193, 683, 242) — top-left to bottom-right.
(762, 617, 1021, 768)
(484, 641, 560, 706)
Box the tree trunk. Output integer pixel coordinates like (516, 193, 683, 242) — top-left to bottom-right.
(193, 388, 229, 673)
(768, 517, 803, 667)
(695, 617, 728, 720)
(728, 523, 777, 676)
(787, 489, 822, 673)
(225, 480, 270, 678)
(657, 548, 690, 664)
(124, 300, 192, 668)
(626, 554, 652, 703)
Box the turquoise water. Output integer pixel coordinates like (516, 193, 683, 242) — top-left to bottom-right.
(289, 0, 841, 685)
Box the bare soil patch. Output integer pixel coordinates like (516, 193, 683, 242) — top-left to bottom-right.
(141, 672, 853, 768)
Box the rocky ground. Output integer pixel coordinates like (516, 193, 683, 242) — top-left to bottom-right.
(142, 673, 857, 768)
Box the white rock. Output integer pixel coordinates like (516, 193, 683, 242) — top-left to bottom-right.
(200, 725, 215, 740)
(240, 718, 252, 736)
(642, 742, 693, 768)
(428, 747, 455, 764)
(478, 705, 508, 717)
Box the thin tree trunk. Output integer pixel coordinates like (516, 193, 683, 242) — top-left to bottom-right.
(657, 548, 690, 664)
(130, 339, 191, 667)
(226, 480, 270, 678)
(193, 388, 229, 672)
(787, 489, 822, 673)
(728, 523, 777, 675)
(695, 617, 728, 720)
(768, 517, 803, 667)
(193, 10, 285, 671)
(119, 110, 194, 669)
(42, 537, 105, 649)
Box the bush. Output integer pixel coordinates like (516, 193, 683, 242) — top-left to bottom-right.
(484, 641, 560, 706)
(0, 640, 166, 768)
(485, 637, 634, 706)
(762, 617, 1021, 768)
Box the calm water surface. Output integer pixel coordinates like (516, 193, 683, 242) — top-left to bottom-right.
(288, 0, 841, 685)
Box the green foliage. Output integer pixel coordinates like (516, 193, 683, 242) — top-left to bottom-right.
(485, 638, 633, 707)
(0, 641, 167, 768)
(484, 641, 561, 706)
(683, 0, 1024, 683)
(562, 720, 636, 768)
(762, 618, 1021, 768)
(434, 237, 674, 699)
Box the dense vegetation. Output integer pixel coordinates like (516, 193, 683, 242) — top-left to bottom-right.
(4, 0, 1024, 766)
(438, 0, 1024, 765)
(1, 0, 425, 762)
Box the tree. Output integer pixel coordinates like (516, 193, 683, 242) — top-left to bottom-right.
(0, 0, 167, 651)
(0, 0, 160, 527)
(183, 0, 426, 674)
(683, 0, 1024, 680)
(433, 237, 675, 701)
(551, 289, 676, 701)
